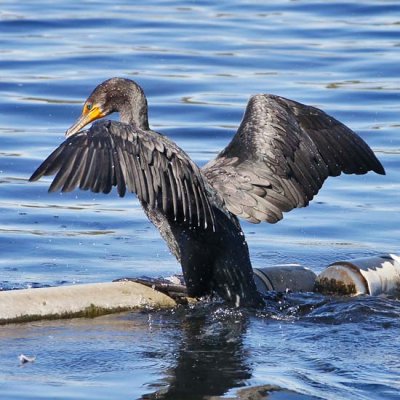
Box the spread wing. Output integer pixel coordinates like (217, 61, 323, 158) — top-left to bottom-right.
(203, 94, 385, 224)
(30, 120, 215, 229)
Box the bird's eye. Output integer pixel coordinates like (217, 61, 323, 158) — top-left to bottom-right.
(86, 103, 92, 111)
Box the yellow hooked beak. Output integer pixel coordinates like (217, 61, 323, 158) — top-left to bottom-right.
(65, 103, 106, 138)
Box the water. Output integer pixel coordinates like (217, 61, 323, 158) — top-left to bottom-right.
(0, 0, 399, 398)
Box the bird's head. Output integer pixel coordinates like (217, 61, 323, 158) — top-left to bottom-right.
(65, 77, 149, 138)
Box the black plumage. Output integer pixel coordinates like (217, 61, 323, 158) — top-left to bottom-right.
(30, 78, 385, 307)
(203, 94, 384, 224)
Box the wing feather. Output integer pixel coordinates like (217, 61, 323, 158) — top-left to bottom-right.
(62, 146, 88, 192)
(29, 120, 215, 230)
(167, 165, 178, 219)
(49, 145, 79, 192)
(203, 94, 385, 224)
(111, 146, 126, 197)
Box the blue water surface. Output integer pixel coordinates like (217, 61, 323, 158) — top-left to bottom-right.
(0, 1, 399, 399)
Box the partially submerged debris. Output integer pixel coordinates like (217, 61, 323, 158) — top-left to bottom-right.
(19, 354, 36, 364)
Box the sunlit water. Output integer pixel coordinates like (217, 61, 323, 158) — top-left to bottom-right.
(0, 1, 399, 399)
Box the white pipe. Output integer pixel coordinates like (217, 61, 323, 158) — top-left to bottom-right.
(316, 254, 400, 296)
(3, 254, 400, 325)
(0, 281, 176, 325)
(253, 264, 316, 293)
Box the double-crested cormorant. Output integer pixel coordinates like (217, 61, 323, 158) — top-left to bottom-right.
(30, 78, 385, 307)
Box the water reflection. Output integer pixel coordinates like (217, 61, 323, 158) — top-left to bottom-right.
(142, 306, 251, 400)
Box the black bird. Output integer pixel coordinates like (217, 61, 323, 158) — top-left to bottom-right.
(29, 78, 385, 307)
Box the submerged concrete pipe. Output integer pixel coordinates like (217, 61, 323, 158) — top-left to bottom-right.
(0, 281, 176, 325)
(3, 254, 400, 325)
(315, 254, 400, 296)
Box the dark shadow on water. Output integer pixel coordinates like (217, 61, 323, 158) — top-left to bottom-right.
(141, 303, 252, 400)
(139, 292, 400, 399)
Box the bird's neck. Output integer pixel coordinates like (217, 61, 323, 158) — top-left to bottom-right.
(120, 98, 150, 131)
